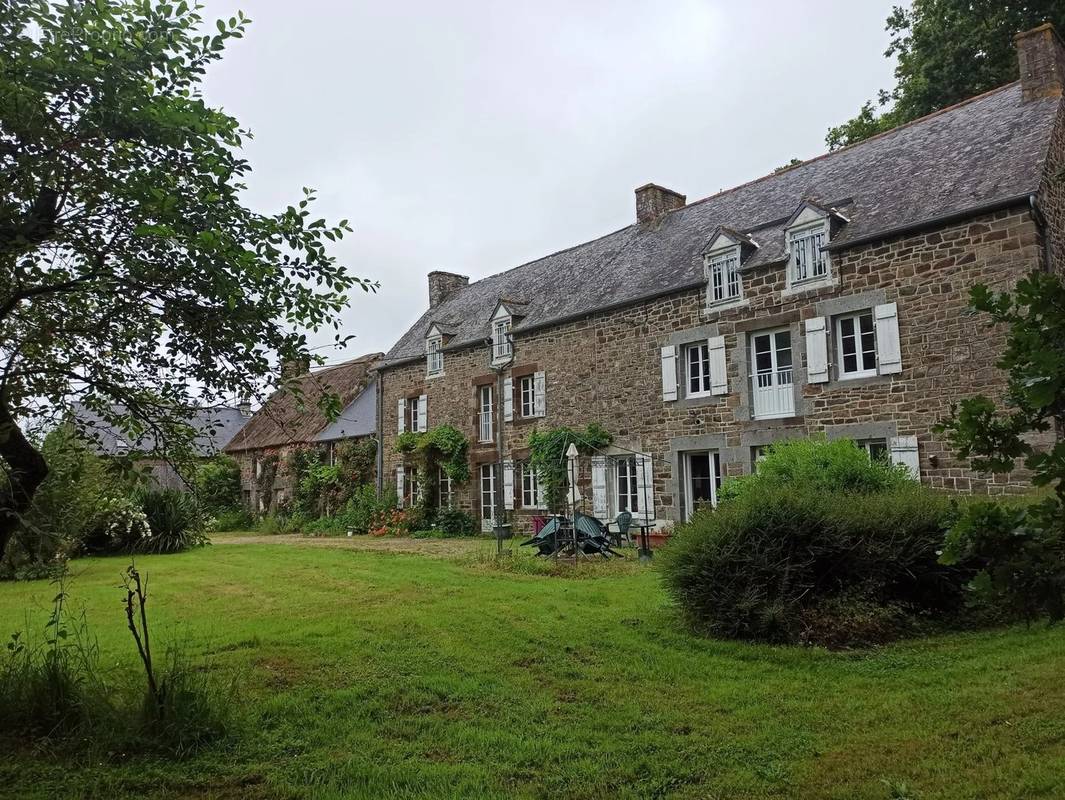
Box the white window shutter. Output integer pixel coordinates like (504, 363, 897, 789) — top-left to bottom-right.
(805, 317, 829, 383)
(591, 455, 609, 519)
(709, 336, 728, 395)
(875, 302, 903, 375)
(890, 435, 920, 479)
(661, 345, 678, 401)
(397, 398, 406, 434)
(634, 453, 654, 522)
(503, 459, 515, 509)
(503, 377, 513, 422)
(395, 465, 404, 508)
(533, 371, 546, 417)
(417, 394, 427, 431)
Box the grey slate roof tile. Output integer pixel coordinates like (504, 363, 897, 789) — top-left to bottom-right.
(384, 84, 1059, 365)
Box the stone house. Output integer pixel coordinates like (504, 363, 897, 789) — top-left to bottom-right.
(69, 402, 251, 490)
(377, 25, 1065, 534)
(224, 353, 381, 513)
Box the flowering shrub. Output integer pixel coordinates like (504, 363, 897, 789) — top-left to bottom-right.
(367, 509, 414, 537)
(82, 496, 152, 554)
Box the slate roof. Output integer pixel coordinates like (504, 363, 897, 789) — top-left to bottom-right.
(70, 403, 249, 457)
(224, 353, 381, 452)
(385, 82, 1060, 365)
(315, 378, 378, 442)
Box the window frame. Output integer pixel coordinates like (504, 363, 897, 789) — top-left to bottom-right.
(519, 462, 544, 509)
(835, 310, 878, 380)
(706, 248, 741, 304)
(519, 374, 536, 418)
(857, 438, 889, 462)
(788, 220, 830, 285)
(426, 335, 444, 376)
(685, 342, 713, 398)
(478, 384, 494, 443)
(614, 456, 640, 515)
(437, 465, 453, 509)
(407, 395, 422, 432)
(492, 318, 512, 363)
(479, 462, 496, 524)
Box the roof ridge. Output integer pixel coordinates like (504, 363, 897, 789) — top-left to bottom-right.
(681, 81, 1021, 215)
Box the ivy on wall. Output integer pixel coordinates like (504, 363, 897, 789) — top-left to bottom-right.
(527, 423, 613, 511)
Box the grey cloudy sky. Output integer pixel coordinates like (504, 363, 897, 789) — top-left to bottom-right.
(198, 1, 902, 362)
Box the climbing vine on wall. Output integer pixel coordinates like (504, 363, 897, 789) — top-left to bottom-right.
(395, 425, 470, 515)
(527, 423, 613, 511)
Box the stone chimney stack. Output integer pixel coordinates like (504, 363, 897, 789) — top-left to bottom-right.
(1016, 23, 1065, 102)
(237, 395, 253, 417)
(635, 183, 686, 224)
(428, 270, 469, 308)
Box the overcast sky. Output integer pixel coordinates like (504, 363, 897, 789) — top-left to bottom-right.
(197, 1, 902, 363)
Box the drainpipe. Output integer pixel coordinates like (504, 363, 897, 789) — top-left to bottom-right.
(491, 335, 515, 554)
(375, 374, 384, 497)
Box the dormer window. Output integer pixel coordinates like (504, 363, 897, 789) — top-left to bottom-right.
(708, 249, 741, 303)
(492, 317, 512, 362)
(426, 336, 443, 376)
(788, 222, 828, 284)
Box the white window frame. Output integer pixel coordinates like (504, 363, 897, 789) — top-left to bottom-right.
(407, 395, 421, 432)
(750, 445, 768, 472)
(835, 310, 878, 379)
(438, 465, 453, 509)
(520, 462, 545, 509)
(706, 248, 741, 304)
(478, 384, 494, 443)
(614, 457, 640, 515)
(788, 221, 829, 285)
(857, 438, 889, 462)
(426, 336, 444, 376)
(685, 342, 713, 398)
(479, 463, 496, 530)
(680, 451, 721, 522)
(492, 318, 512, 363)
(749, 327, 795, 420)
(519, 374, 535, 418)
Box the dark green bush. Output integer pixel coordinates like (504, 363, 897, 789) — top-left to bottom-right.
(208, 507, 253, 532)
(193, 456, 242, 515)
(137, 489, 207, 553)
(661, 440, 960, 646)
(433, 507, 476, 537)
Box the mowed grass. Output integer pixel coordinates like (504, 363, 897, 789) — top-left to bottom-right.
(0, 538, 1063, 800)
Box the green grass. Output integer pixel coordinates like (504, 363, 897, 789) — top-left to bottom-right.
(0, 537, 1063, 799)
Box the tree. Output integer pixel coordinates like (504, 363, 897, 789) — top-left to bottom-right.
(0, 2, 374, 560)
(827, 1, 1065, 150)
(937, 272, 1065, 621)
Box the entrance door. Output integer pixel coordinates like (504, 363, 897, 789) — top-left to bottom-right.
(682, 451, 718, 521)
(751, 328, 795, 419)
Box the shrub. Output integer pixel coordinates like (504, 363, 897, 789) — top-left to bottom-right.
(433, 507, 476, 537)
(137, 489, 207, 553)
(661, 473, 958, 646)
(208, 507, 253, 532)
(193, 456, 242, 515)
(79, 495, 153, 555)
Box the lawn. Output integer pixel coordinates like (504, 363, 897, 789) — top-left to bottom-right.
(0, 536, 1063, 800)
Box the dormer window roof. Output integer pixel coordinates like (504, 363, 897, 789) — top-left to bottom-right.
(489, 301, 517, 364)
(701, 227, 758, 309)
(425, 322, 452, 377)
(783, 200, 848, 291)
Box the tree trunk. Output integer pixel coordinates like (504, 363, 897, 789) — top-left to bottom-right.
(0, 399, 48, 561)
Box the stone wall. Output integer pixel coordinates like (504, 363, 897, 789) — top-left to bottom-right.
(380, 204, 1051, 532)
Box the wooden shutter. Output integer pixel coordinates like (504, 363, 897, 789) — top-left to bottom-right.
(503, 459, 515, 509)
(709, 336, 728, 395)
(533, 371, 546, 417)
(890, 435, 920, 479)
(591, 455, 609, 519)
(397, 398, 406, 434)
(661, 345, 678, 401)
(634, 453, 654, 522)
(805, 316, 829, 383)
(395, 465, 404, 508)
(503, 377, 513, 422)
(417, 394, 427, 431)
(875, 302, 903, 374)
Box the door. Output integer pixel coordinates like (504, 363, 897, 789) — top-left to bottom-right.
(479, 463, 496, 532)
(681, 451, 718, 521)
(751, 328, 795, 419)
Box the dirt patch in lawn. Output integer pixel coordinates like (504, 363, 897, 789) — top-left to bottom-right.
(211, 532, 488, 559)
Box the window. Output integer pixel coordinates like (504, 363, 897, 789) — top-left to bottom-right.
(686, 343, 712, 397)
(519, 375, 536, 417)
(427, 336, 443, 376)
(480, 463, 497, 527)
(478, 385, 493, 443)
(836, 311, 877, 378)
(681, 451, 721, 521)
(520, 463, 544, 508)
(789, 223, 828, 283)
(857, 438, 889, 462)
(750, 329, 795, 419)
(751, 446, 768, 472)
(615, 457, 640, 514)
(708, 250, 741, 303)
(492, 318, 512, 362)
(406, 466, 421, 506)
(438, 466, 453, 509)
(407, 396, 422, 432)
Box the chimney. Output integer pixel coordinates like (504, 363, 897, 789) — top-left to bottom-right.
(428, 270, 469, 308)
(280, 356, 310, 381)
(635, 183, 686, 224)
(1016, 23, 1065, 102)
(238, 395, 252, 417)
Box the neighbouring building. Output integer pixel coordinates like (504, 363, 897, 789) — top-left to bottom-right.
(224, 353, 381, 513)
(69, 402, 251, 490)
(377, 24, 1065, 534)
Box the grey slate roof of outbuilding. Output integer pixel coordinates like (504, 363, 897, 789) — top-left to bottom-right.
(70, 403, 250, 457)
(385, 82, 1059, 366)
(315, 378, 378, 442)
